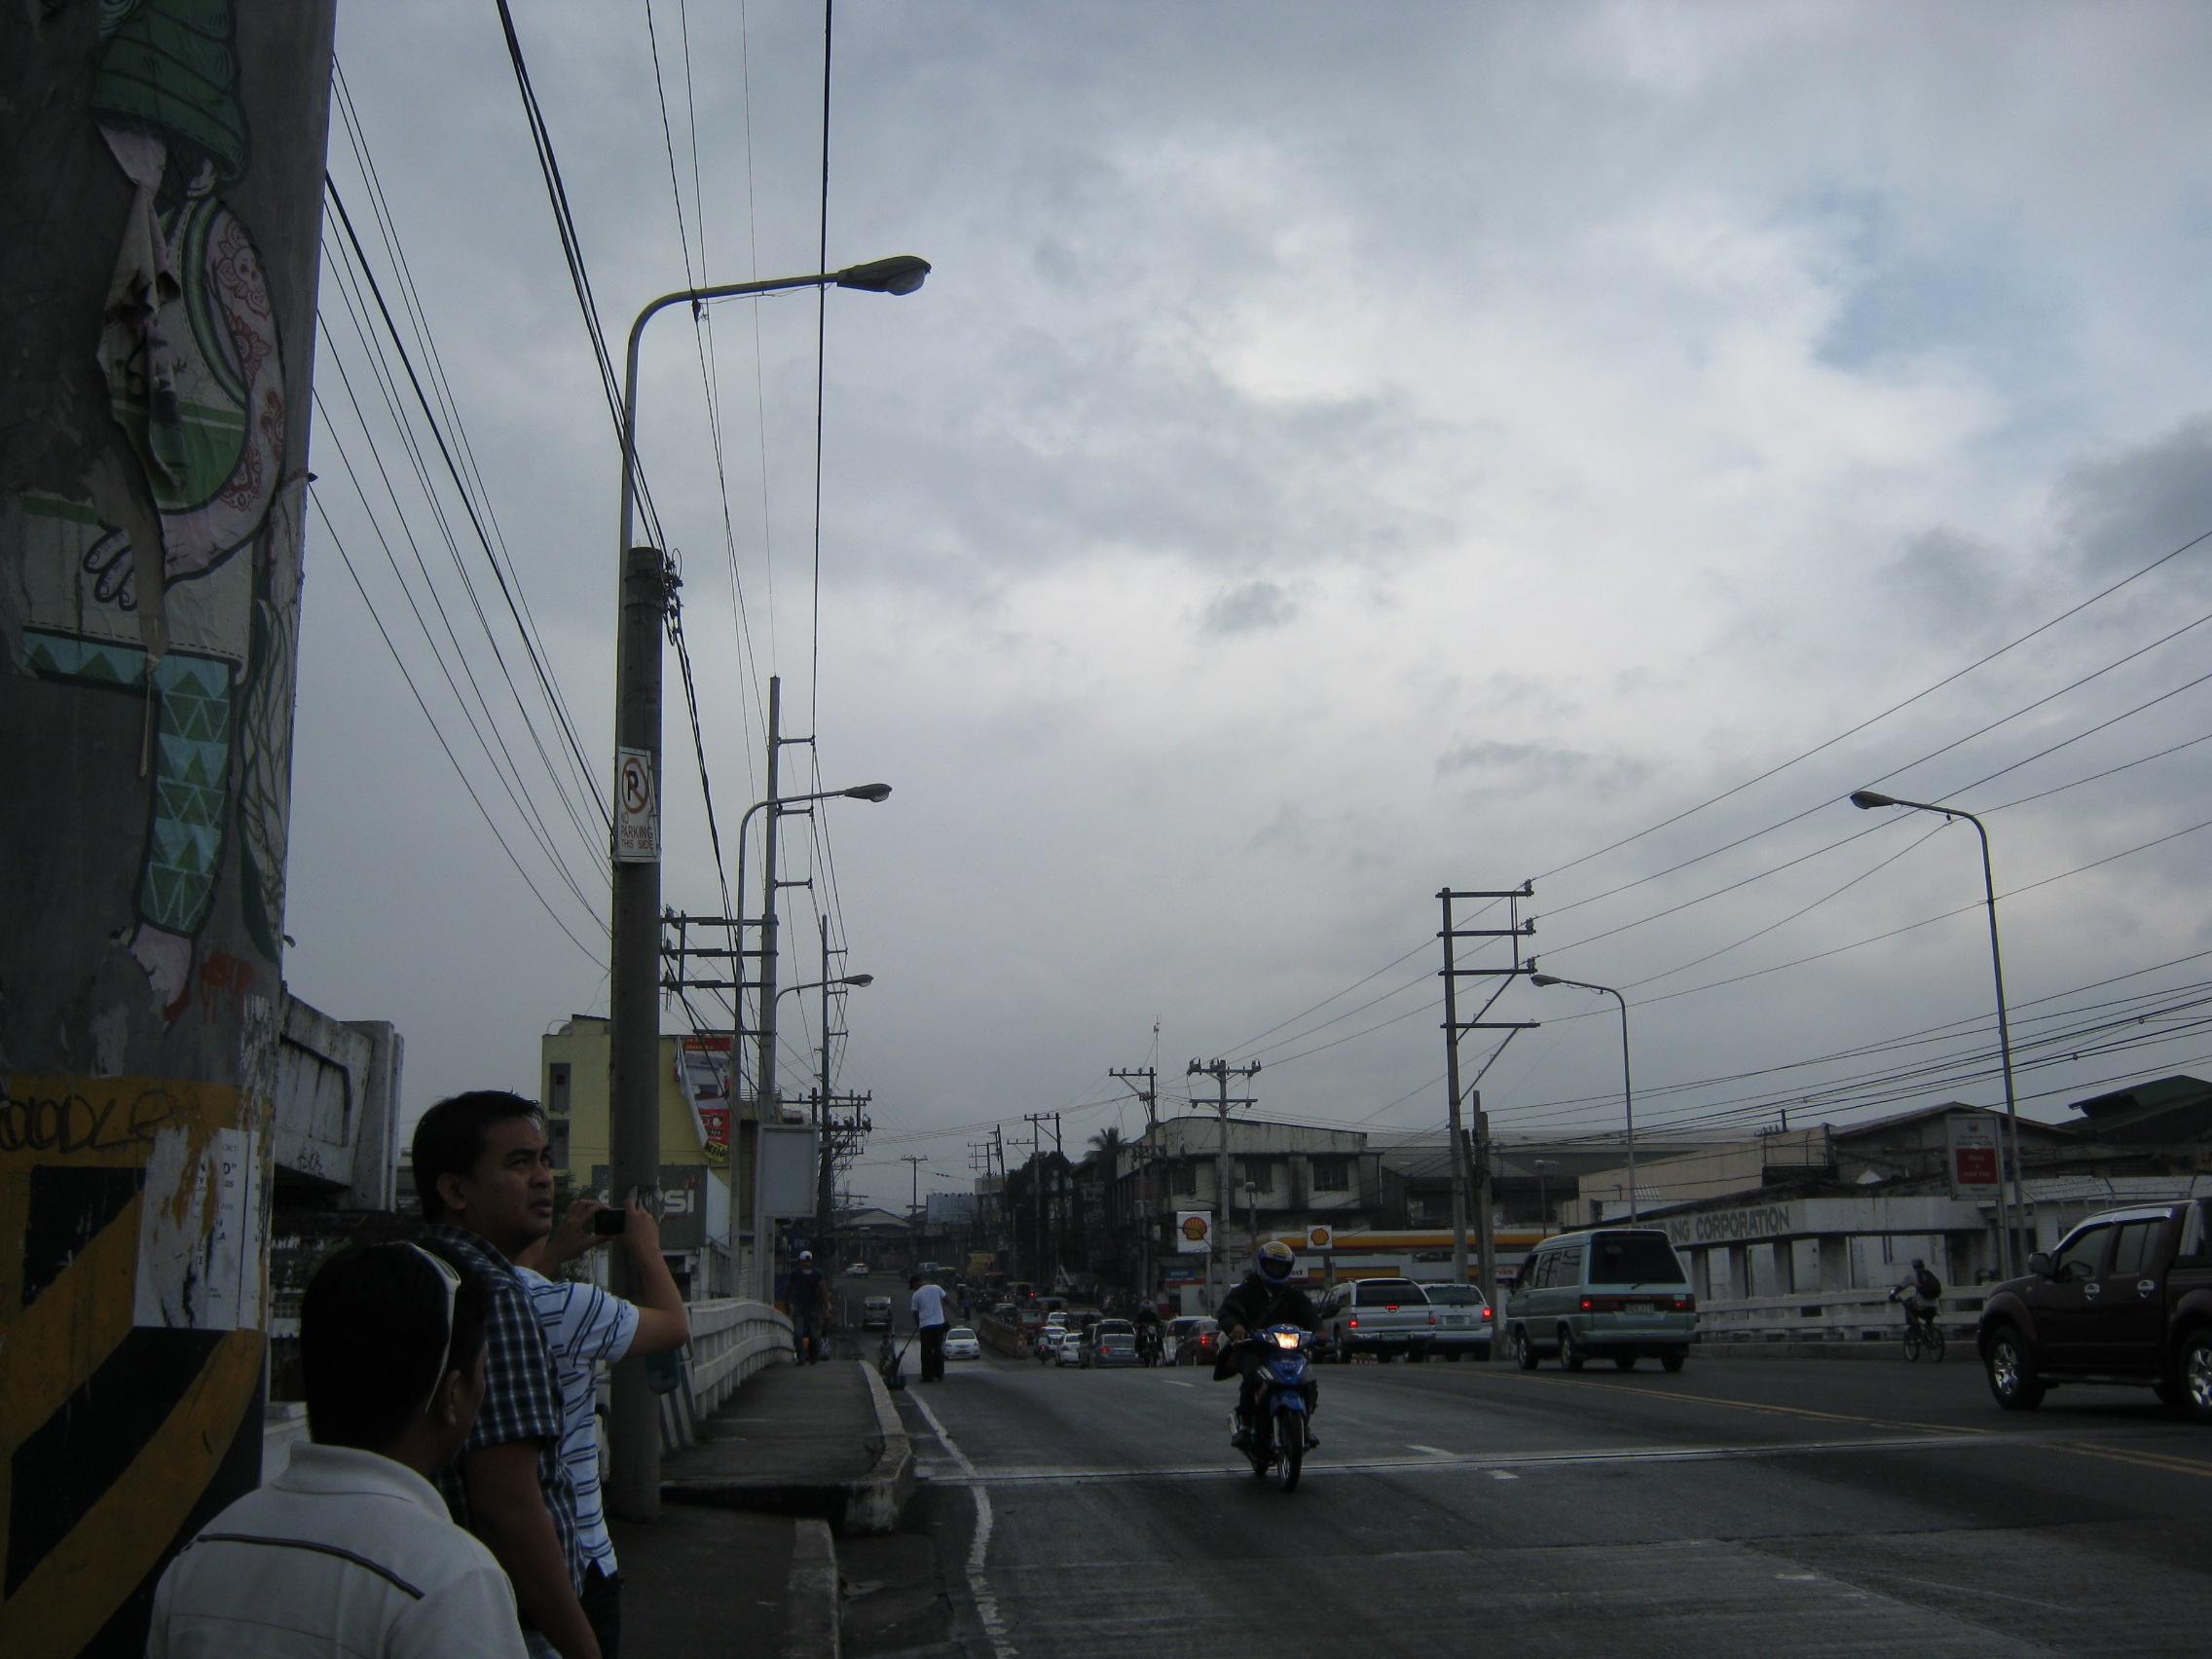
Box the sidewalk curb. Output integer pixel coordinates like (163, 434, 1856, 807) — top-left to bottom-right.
(843, 1361, 915, 1535)
(660, 1361, 914, 1534)
(784, 1518, 841, 1659)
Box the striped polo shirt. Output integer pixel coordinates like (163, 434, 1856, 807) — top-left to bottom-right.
(514, 1266, 640, 1573)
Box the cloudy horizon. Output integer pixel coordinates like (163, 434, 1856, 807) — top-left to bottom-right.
(287, 2, 2212, 1207)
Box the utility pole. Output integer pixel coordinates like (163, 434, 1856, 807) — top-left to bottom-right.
(750, 676, 813, 1302)
(1023, 1112, 1064, 1287)
(1111, 1066, 1158, 1306)
(1186, 1058, 1260, 1308)
(816, 915, 848, 1259)
(903, 1154, 926, 1220)
(1438, 885, 1539, 1320)
(608, 535, 672, 1519)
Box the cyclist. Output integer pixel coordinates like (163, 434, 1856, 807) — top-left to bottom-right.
(1888, 1258, 1942, 1343)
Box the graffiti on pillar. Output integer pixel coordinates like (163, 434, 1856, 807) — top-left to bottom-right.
(16, 0, 306, 1023)
(0, 1072, 272, 1658)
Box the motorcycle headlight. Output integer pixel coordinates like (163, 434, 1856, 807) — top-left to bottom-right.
(1272, 1330, 1302, 1348)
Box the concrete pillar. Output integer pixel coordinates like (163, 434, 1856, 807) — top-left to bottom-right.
(2, 6, 338, 1653)
(1816, 1235, 1851, 1292)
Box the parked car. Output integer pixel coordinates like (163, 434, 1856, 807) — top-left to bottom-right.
(1083, 1318, 1140, 1368)
(1318, 1278, 1436, 1361)
(1979, 1199, 2212, 1416)
(861, 1295, 894, 1332)
(1055, 1327, 1089, 1366)
(1506, 1229, 1697, 1372)
(1422, 1284, 1494, 1359)
(943, 1326, 982, 1361)
(845, 1262, 870, 1277)
(1171, 1317, 1221, 1367)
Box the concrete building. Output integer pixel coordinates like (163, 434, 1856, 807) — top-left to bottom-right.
(1104, 1116, 1383, 1309)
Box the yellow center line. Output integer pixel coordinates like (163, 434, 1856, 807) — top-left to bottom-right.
(2053, 1441, 2212, 1479)
(1466, 1366, 1993, 1438)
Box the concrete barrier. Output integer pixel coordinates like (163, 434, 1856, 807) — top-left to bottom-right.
(976, 1313, 1031, 1359)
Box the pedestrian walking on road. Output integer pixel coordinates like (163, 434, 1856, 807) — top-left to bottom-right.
(413, 1090, 600, 1659)
(147, 1241, 528, 1659)
(910, 1272, 950, 1382)
(786, 1250, 830, 1362)
(517, 1196, 691, 1659)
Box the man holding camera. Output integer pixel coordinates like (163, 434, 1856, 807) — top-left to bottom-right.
(521, 1195, 690, 1659)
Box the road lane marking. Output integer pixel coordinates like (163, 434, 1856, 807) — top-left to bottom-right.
(1888, 1574, 2080, 1612)
(2047, 1440, 2212, 1480)
(1408, 1445, 1455, 1456)
(1468, 1367, 1992, 1439)
(1161, 1380, 1194, 1388)
(923, 1428, 2018, 1486)
(906, 1389, 1017, 1659)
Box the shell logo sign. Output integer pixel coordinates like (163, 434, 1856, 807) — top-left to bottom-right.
(1306, 1225, 1334, 1250)
(1174, 1210, 1212, 1253)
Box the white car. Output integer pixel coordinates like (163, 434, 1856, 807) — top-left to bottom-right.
(943, 1327, 981, 1360)
(845, 1262, 869, 1277)
(1055, 1327, 1089, 1366)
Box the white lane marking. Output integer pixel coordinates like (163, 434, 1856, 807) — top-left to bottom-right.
(907, 1389, 1017, 1659)
(1408, 1444, 1454, 1457)
(921, 1428, 2020, 1487)
(1161, 1379, 1194, 1388)
(1490, 1470, 1519, 1481)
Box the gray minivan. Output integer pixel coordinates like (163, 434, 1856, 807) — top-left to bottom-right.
(1506, 1228, 1698, 1373)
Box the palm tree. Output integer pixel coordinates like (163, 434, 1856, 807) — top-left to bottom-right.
(1088, 1125, 1125, 1168)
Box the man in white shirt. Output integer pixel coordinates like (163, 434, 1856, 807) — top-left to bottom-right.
(148, 1241, 528, 1658)
(516, 1198, 691, 1659)
(909, 1273, 950, 1382)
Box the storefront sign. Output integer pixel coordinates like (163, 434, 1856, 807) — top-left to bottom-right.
(1947, 1113, 2001, 1198)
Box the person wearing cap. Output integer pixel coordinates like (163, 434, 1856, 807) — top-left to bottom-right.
(147, 1241, 527, 1658)
(786, 1249, 830, 1363)
(1215, 1240, 1321, 1449)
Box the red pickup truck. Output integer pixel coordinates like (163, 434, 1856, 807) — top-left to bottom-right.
(1977, 1198, 2212, 1417)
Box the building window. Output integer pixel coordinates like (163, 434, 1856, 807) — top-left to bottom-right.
(1237, 1157, 1273, 1190)
(1310, 1157, 1350, 1193)
(547, 1117, 571, 1170)
(1170, 1161, 1198, 1196)
(548, 1062, 571, 1116)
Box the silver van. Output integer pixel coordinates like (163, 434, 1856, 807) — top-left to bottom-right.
(1506, 1228, 1698, 1373)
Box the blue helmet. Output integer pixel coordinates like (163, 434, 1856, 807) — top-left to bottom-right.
(1256, 1239, 1296, 1284)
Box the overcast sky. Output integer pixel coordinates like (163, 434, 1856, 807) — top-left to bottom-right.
(289, 2, 2212, 1206)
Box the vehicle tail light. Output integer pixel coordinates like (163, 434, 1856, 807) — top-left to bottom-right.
(1581, 1295, 1625, 1312)
(1427, 1312, 1436, 1325)
(1347, 1317, 1359, 1328)
(1674, 1296, 1696, 1311)
(1384, 1304, 1400, 1311)
(1481, 1309, 1493, 1322)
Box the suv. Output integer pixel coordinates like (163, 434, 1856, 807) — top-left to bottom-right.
(1422, 1284, 1494, 1359)
(861, 1295, 894, 1331)
(1507, 1228, 1697, 1372)
(1317, 1278, 1436, 1361)
(1978, 1199, 2212, 1417)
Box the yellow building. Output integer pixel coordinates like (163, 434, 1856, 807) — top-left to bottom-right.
(542, 1015, 737, 1294)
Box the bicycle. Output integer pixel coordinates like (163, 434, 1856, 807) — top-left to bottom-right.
(1900, 1307, 1945, 1363)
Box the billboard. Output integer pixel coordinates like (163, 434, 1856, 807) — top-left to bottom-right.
(1947, 1114, 2001, 1198)
(1175, 1209, 1214, 1253)
(676, 1034, 734, 1167)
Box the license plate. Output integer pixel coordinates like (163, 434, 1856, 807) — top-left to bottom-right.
(1444, 1316, 1468, 1326)
(1382, 1333, 1407, 1342)
(1626, 1302, 1654, 1314)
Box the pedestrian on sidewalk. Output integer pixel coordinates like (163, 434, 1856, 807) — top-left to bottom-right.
(516, 1197, 692, 1659)
(910, 1272, 949, 1382)
(414, 1090, 599, 1659)
(786, 1249, 829, 1363)
(147, 1241, 527, 1658)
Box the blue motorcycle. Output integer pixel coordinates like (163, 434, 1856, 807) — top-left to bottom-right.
(1232, 1324, 1315, 1491)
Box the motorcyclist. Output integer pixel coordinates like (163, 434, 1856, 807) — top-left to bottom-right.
(1888, 1257, 1941, 1339)
(1132, 1301, 1161, 1366)
(1215, 1240, 1320, 1450)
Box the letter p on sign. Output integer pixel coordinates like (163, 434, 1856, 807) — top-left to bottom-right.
(615, 747, 659, 862)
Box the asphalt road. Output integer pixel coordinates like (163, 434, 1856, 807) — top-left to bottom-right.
(886, 1345, 2212, 1659)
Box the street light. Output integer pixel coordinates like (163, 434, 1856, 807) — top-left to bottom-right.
(1529, 974, 1639, 1223)
(1850, 788, 2025, 1277)
(606, 256, 924, 1523)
